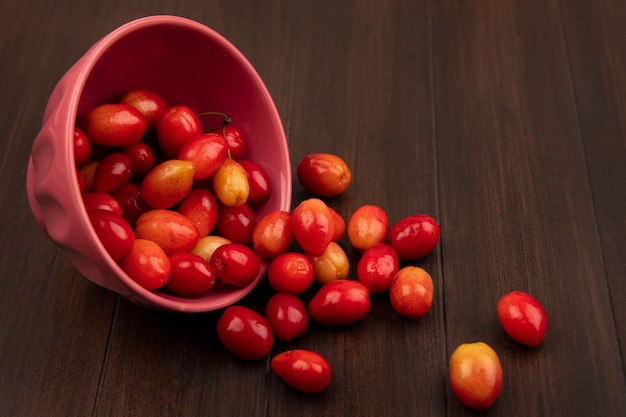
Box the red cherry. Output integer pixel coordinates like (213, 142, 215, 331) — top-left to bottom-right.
(73, 127, 92, 167)
(82, 191, 123, 216)
(120, 141, 156, 179)
(291, 198, 334, 256)
(216, 306, 273, 360)
(178, 133, 229, 180)
(215, 203, 256, 245)
(265, 293, 309, 342)
(239, 160, 271, 207)
(165, 252, 216, 296)
(120, 239, 171, 290)
(156, 105, 203, 159)
(210, 243, 260, 287)
(497, 291, 548, 347)
(113, 182, 151, 227)
(271, 349, 331, 393)
(221, 125, 245, 159)
(267, 252, 314, 295)
(78, 103, 147, 147)
(356, 243, 399, 294)
(118, 89, 167, 130)
(92, 152, 133, 195)
(177, 188, 219, 236)
(308, 280, 370, 327)
(88, 209, 134, 261)
(389, 214, 440, 260)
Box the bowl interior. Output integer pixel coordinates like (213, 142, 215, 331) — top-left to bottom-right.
(30, 16, 291, 312)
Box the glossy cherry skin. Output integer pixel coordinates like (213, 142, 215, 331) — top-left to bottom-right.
(93, 152, 133, 195)
(389, 266, 434, 319)
(297, 153, 351, 197)
(165, 252, 216, 296)
(265, 293, 309, 342)
(212, 158, 250, 207)
(120, 239, 171, 290)
(177, 188, 219, 236)
(120, 141, 156, 179)
(238, 160, 271, 207)
(82, 191, 123, 216)
(497, 291, 547, 347)
(156, 105, 203, 159)
(389, 214, 440, 260)
(118, 88, 167, 130)
(308, 280, 370, 327)
(216, 306, 273, 360)
(307, 241, 350, 284)
(215, 203, 256, 245)
(140, 159, 196, 209)
(73, 127, 92, 167)
(356, 243, 399, 294)
(267, 252, 315, 295)
(252, 210, 293, 259)
(210, 243, 260, 286)
(449, 342, 503, 410)
(291, 198, 334, 256)
(178, 132, 229, 180)
(88, 209, 134, 261)
(221, 125, 245, 159)
(113, 182, 151, 227)
(134, 209, 200, 255)
(347, 204, 389, 252)
(271, 349, 331, 393)
(191, 235, 231, 263)
(79, 103, 147, 147)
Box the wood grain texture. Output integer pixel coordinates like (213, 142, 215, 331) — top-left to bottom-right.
(1, 0, 625, 416)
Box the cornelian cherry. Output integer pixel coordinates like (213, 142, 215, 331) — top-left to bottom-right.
(239, 160, 271, 207)
(210, 243, 260, 287)
(134, 209, 200, 255)
(92, 152, 132, 195)
(82, 191, 123, 216)
(177, 188, 219, 236)
(215, 203, 256, 245)
(156, 105, 203, 159)
(291, 198, 334, 256)
(178, 132, 229, 180)
(79, 103, 147, 147)
(120, 141, 156, 179)
(265, 293, 309, 342)
(356, 243, 399, 293)
(119, 89, 167, 129)
(252, 210, 293, 259)
(165, 252, 216, 296)
(389, 214, 440, 260)
(73, 127, 92, 167)
(271, 349, 331, 393)
(221, 125, 245, 159)
(121, 239, 171, 290)
(88, 209, 134, 260)
(267, 252, 314, 294)
(216, 306, 273, 360)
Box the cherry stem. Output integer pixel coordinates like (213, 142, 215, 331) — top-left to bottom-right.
(197, 111, 232, 133)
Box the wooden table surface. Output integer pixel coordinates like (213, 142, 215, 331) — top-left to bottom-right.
(2, 1, 626, 416)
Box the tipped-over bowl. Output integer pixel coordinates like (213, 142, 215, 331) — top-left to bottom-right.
(26, 15, 291, 312)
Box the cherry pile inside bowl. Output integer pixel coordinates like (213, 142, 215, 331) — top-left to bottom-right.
(75, 89, 272, 296)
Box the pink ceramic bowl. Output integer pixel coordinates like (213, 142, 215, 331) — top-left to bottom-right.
(26, 15, 291, 312)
